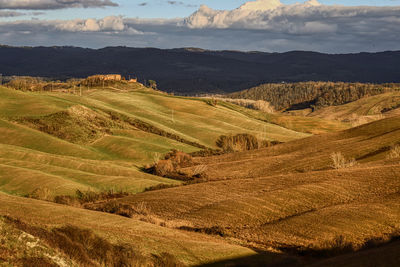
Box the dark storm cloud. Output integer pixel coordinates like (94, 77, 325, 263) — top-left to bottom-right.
(0, 0, 118, 10)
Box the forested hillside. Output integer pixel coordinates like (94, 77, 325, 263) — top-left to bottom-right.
(227, 82, 400, 111)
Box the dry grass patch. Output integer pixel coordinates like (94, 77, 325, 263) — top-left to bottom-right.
(330, 152, 357, 169)
(387, 145, 400, 159)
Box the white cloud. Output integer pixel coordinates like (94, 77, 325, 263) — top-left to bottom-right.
(54, 16, 143, 34)
(0, 0, 118, 10)
(183, 0, 400, 36)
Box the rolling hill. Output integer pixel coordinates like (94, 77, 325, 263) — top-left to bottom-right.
(0, 83, 309, 197)
(1, 81, 399, 266)
(104, 116, 400, 262)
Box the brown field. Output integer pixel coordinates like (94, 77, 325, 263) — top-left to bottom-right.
(102, 116, 400, 260)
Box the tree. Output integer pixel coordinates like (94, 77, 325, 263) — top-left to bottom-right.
(148, 80, 157, 89)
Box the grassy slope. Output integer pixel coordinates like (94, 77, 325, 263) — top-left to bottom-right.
(115, 116, 400, 252)
(218, 101, 349, 135)
(0, 85, 309, 196)
(81, 90, 308, 147)
(309, 91, 400, 122)
(0, 192, 255, 266)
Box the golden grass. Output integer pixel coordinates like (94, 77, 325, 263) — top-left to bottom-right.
(218, 101, 349, 135)
(0, 193, 256, 266)
(0, 84, 311, 198)
(2, 83, 400, 265)
(111, 117, 400, 254)
(310, 91, 400, 125)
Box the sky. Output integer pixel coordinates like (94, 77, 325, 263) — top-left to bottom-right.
(1, 0, 400, 53)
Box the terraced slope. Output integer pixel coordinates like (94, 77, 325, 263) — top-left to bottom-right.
(112, 117, 400, 253)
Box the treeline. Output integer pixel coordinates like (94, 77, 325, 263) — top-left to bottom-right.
(227, 82, 400, 111)
(4, 76, 81, 92)
(3, 76, 126, 92)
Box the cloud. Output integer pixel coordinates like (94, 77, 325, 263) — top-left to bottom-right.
(53, 16, 145, 34)
(167, 1, 197, 8)
(1, 0, 400, 53)
(183, 0, 400, 36)
(0, 0, 118, 10)
(0, 10, 26, 17)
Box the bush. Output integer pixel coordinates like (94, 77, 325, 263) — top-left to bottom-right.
(387, 145, 400, 159)
(147, 150, 195, 179)
(74, 189, 130, 204)
(331, 152, 357, 169)
(216, 133, 260, 152)
(154, 160, 175, 177)
(86, 201, 135, 218)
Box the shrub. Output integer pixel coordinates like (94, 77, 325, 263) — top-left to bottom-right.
(48, 189, 130, 207)
(154, 160, 175, 177)
(216, 133, 260, 152)
(387, 145, 400, 159)
(74, 189, 130, 204)
(148, 150, 195, 179)
(331, 152, 357, 169)
(87, 201, 135, 218)
(164, 150, 193, 167)
(178, 226, 227, 237)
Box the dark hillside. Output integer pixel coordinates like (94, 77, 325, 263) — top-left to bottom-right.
(1, 45, 400, 94)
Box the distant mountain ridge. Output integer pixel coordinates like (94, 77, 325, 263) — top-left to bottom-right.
(1, 45, 400, 94)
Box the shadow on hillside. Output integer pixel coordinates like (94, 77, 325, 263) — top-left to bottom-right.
(197, 238, 400, 267)
(197, 252, 303, 267)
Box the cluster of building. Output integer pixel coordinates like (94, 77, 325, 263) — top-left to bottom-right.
(87, 74, 137, 83)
